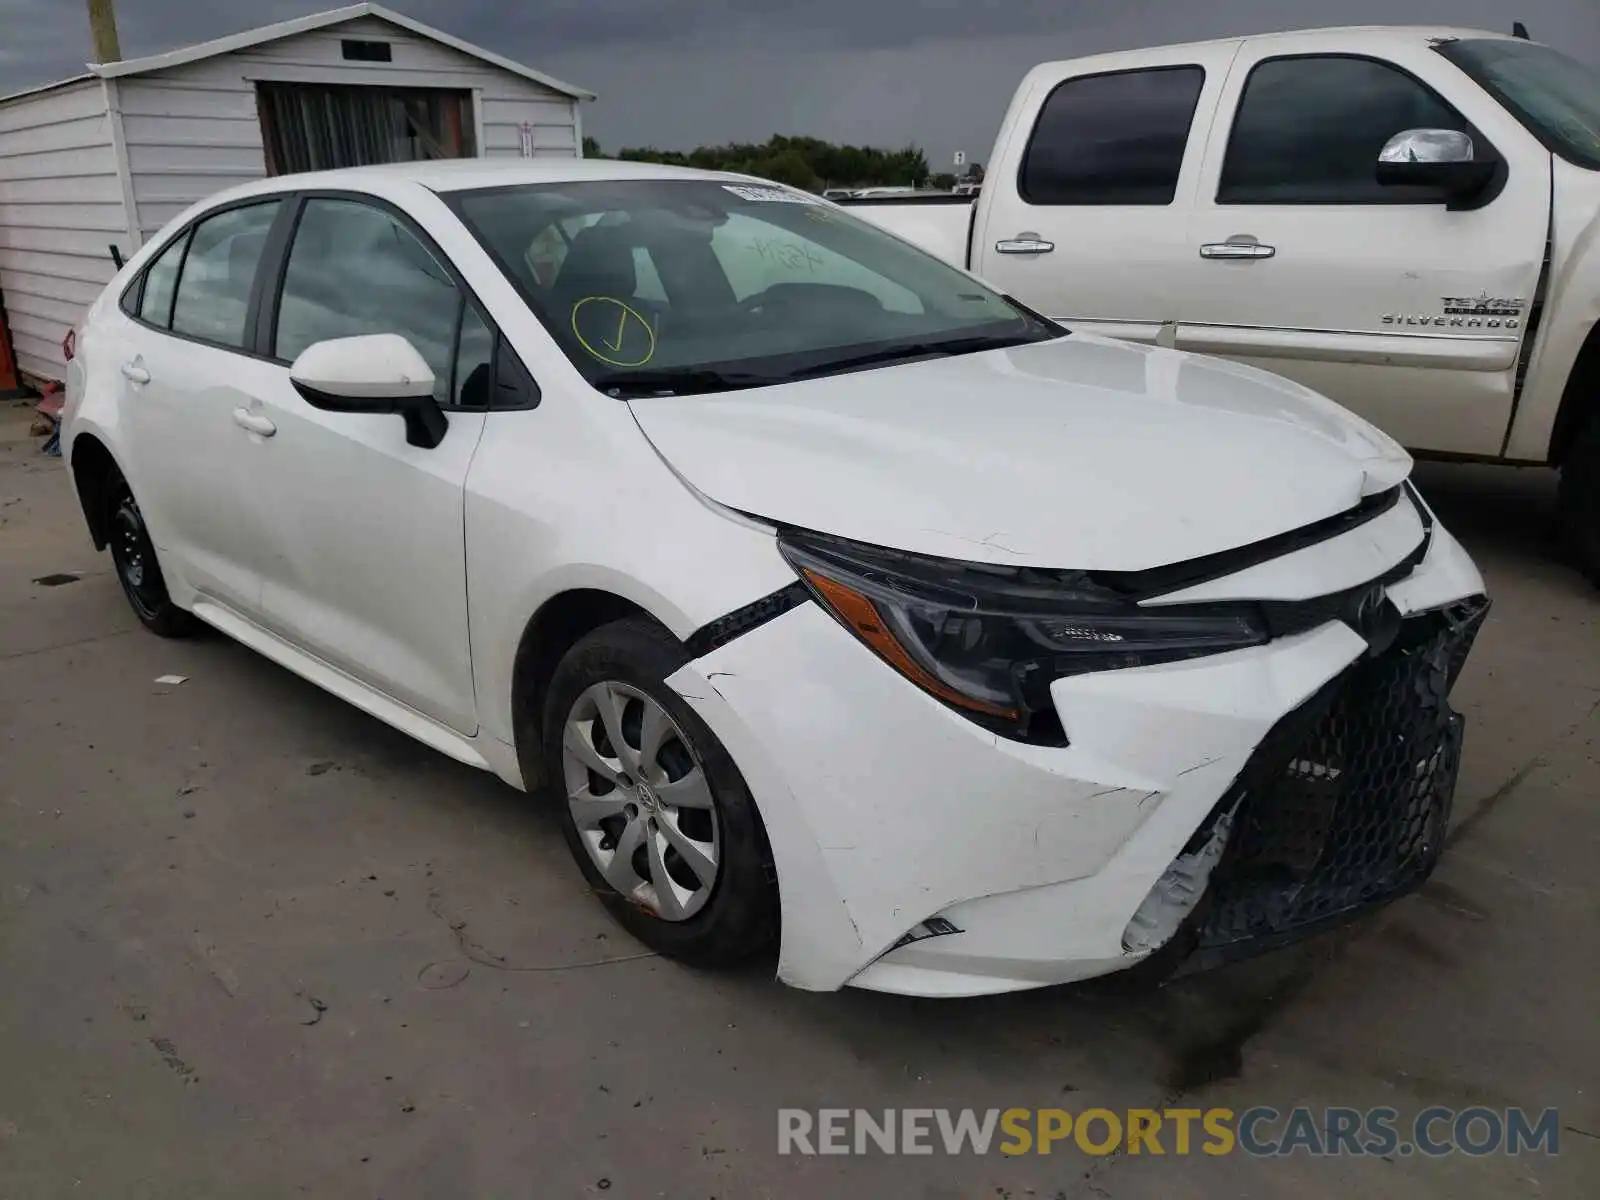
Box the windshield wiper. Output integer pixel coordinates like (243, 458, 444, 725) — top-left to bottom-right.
(594, 369, 779, 397)
(783, 332, 1047, 381)
(595, 329, 1057, 395)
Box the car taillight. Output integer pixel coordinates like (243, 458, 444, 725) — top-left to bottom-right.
(62, 328, 76, 362)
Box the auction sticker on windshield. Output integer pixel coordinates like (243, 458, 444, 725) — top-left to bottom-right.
(723, 184, 819, 204)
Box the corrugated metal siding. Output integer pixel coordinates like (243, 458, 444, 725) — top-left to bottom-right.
(121, 15, 580, 239)
(0, 79, 122, 381)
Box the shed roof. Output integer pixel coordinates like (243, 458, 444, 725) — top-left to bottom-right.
(0, 3, 594, 107)
(0, 74, 98, 108)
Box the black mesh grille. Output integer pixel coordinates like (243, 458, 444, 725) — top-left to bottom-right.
(1188, 595, 1489, 963)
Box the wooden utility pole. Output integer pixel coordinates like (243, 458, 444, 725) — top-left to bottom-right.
(87, 0, 122, 63)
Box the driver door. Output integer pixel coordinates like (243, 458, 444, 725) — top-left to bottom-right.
(1178, 37, 1551, 455)
(247, 196, 491, 734)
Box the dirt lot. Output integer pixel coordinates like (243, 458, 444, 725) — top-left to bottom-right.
(1, 399, 1596, 1199)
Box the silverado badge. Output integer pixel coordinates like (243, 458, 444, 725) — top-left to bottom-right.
(1382, 291, 1526, 330)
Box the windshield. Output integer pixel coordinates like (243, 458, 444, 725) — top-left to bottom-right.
(446, 178, 1059, 395)
(1439, 38, 1600, 170)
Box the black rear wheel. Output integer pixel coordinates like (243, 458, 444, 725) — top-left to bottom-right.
(107, 480, 199, 638)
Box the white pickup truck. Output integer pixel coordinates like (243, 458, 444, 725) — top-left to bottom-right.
(843, 26, 1600, 583)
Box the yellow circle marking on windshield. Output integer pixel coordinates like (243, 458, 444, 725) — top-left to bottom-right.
(571, 296, 656, 367)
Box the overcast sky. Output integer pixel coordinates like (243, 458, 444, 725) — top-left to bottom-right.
(2, 0, 1596, 165)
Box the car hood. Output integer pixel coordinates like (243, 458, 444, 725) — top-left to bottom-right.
(627, 334, 1413, 571)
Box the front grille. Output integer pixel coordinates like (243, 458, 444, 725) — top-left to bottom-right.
(1257, 546, 1426, 642)
(1181, 595, 1490, 969)
(1259, 490, 1433, 642)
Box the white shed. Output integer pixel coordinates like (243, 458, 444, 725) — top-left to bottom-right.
(0, 3, 592, 385)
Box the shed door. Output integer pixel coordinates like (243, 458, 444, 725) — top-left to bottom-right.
(257, 83, 475, 175)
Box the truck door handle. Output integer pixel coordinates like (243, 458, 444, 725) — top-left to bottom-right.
(120, 361, 150, 384)
(232, 408, 276, 438)
(1200, 239, 1276, 260)
(995, 235, 1055, 255)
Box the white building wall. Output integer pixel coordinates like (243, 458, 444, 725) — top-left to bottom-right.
(0, 16, 584, 382)
(120, 15, 581, 241)
(0, 79, 125, 381)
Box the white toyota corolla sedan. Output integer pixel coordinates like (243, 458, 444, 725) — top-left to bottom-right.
(63, 160, 1489, 997)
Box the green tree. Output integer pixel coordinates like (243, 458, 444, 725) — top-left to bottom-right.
(581, 135, 935, 192)
(750, 149, 823, 192)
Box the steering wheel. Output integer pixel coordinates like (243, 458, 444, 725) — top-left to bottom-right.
(734, 289, 777, 317)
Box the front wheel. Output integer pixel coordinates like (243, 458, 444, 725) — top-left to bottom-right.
(1559, 414, 1600, 587)
(107, 480, 199, 637)
(542, 616, 778, 966)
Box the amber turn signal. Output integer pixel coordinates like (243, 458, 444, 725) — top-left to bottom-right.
(801, 568, 1021, 720)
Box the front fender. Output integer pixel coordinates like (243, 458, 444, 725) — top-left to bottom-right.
(464, 398, 797, 751)
(1506, 161, 1600, 462)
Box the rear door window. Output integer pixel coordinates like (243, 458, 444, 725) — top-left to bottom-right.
(1020, 66, 1207, 205)
(135, 234, 188, 328)
(169, 201, 282, 348)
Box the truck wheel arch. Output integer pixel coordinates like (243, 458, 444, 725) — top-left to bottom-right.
(1550, 320, 1600, 466)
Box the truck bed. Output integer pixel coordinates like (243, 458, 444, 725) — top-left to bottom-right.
(836, 194, 975, 268)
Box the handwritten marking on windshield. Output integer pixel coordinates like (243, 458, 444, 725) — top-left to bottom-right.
(751, 239, 824, 273)
(571, 296, 656, 367)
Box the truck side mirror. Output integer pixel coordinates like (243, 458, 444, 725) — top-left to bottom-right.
(1376, 129, 1497, 203)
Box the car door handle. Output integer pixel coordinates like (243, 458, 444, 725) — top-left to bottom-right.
(232, 408, 276, 437)
(120, 361, 150, 384)
(995, 235, 1055, 255)
(1200, 240, 1276, 260)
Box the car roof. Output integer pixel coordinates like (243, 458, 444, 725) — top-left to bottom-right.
(202, 158, 742, 208)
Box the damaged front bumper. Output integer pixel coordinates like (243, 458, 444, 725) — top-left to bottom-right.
(667, 508, 1489, 997)
(1137, 595, 1487, 978)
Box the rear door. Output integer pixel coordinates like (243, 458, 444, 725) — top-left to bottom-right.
(247, 194, 492, 735)
(114, 199, 287, 614)
(1178, 34, 1552, 455)
(972, 41, 1242, 343)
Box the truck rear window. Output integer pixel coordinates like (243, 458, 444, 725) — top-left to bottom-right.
(1019, 66, 1206, 206)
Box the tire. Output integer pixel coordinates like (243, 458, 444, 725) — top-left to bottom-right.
(106, 479, 200, 638)
(541, 616, 778, 966)
(1559, 414, 1600, 587)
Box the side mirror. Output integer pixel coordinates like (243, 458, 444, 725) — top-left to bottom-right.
(1376, 129, 1497, 201)
(289, 333, 449, 449)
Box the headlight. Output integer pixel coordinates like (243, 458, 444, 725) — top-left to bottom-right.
(778, 531, 1269, 743)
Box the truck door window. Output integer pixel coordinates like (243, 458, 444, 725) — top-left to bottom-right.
(1019, 66, 1206, 205)
(1219, 56, 1472, 204)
